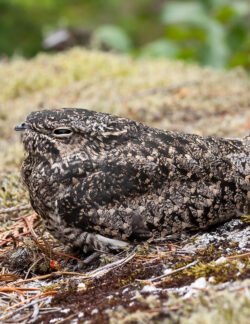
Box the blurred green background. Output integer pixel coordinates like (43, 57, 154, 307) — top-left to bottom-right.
(0, 0, 249, 70)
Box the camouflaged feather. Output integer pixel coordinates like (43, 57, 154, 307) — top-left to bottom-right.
(17, 108, 250, 252)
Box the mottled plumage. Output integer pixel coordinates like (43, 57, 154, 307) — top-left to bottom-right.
(15, 108, 250, 252)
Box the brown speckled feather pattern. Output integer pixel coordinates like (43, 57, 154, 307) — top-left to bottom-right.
(17, 108, 250, 252)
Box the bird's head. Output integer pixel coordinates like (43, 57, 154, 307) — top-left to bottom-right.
(15, 108, 140, 161)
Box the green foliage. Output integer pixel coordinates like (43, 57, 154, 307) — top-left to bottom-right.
(93, 25, 132, 53)
(158, 0, 250, 69)
(140, 39, 179, 58)
(0, 0, 249, 70)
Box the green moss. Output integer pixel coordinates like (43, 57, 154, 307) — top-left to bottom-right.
(100, 254, 116, 265)
(183, 259, 249, 284)
(195, 244, 223, 261)
(41, 284, 59, 293)
(241, 215, 250, 224)
(134, 243, 150, 255)
(0, 173, 29, 210)
(117, 269, 142, 286)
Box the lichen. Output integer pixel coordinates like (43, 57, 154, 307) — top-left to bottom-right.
(106, 286, 250, 324)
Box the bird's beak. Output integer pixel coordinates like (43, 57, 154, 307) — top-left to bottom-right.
(14, 122, 29, 131)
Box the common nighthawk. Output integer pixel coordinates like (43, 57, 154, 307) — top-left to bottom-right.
(15, 108, 250, 252)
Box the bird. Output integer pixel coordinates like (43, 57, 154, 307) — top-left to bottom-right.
(15, 108, 250, 253)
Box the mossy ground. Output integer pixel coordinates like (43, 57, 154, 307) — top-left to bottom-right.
(0, 48, 249, 323)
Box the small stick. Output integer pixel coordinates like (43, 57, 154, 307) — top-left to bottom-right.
(227, 252, 250, 259)
(89, 252, 136, 278)
(0, 294, 55, 322)
(0, 287, 40, 292)
(0, 230, 35, 246)
(15, 253, 136, 285)
(55, 313, 78, 324)
(0, 205, 31, 214)
(4, 313, 31, 323)
(22, 215, 39, 241)
(0, 274, 20, 282)
(5, 291, 57, 311)
(0, 287, 25, 295)
(14, 218, 82, 262)
(14, 273, 56, 285)
(24, 257, 43, 280)
(14, 271, 88, 286)
(51, 250, 82, 262)
(31, 301, 40, 322)
(136, 260, 199, 283)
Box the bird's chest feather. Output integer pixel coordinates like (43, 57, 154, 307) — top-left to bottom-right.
(22, 152, 95, 219)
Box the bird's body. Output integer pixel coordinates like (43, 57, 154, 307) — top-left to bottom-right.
(16, 108, 250, 252)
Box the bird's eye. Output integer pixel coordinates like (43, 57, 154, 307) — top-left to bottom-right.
(53, 128, 73, 138)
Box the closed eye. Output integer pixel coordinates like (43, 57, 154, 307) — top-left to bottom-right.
(53, 127, 73, 138)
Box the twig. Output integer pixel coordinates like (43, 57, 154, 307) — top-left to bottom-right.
(0, 214, 40, 246)
(53, 271, 89, 277)
(18, 221, 82, 262)
(227, 252, 250, 259)
(5, 291, 57, 311)
(24, 257, 44, 280)
(0, 287, 39, 292)
(14, 252, 136, 286)
(0, 230, 33, 246)
(14, 271, 88, 286)
(0, 287, 25, 295)
(14, 273, 56, 285)
(89, 252, 136, 278)
(0, 205, 31, 214)
(55, 313, 78, 324)
(22, 215, 39, 241)
(22, 216, 65, 262)
(136, 260, 199, 283)
(4, 313, 31, 323)
(31, 301, 40, 322)
(0, 274, 20, 282)
(51, 250, 82, 262)
(0, 294, 55, 321)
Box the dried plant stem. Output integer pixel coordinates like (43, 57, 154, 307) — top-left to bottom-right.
(227, 252, 250, 259)
(0, 205, 31, 214)
(137, 260, 199, 283)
